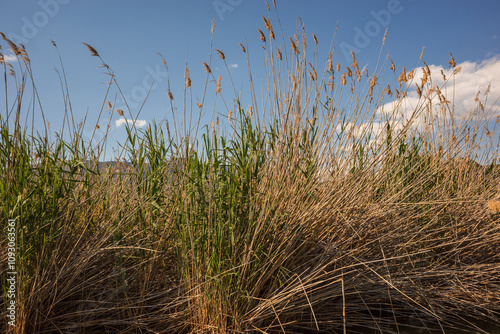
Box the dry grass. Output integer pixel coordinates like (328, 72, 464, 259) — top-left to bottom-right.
(1, 2, 500, 333)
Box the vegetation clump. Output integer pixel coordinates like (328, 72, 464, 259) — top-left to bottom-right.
(1, 3, 499, 333)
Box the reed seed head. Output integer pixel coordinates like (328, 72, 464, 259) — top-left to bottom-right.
(289, 36, 299, 54)
(82, 43, 99, 57)
(258, 29, 266, 43)
(202, 62, 211, 73)
(312, 33, 318, 45)
(185, 67, 191, 88)
(216, 75, 222, 93)
(211, 19, 216, 34)
(449, 52, 456, 67)
(215, 49, 225, 60)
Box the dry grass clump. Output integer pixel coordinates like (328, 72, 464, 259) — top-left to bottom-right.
(1, 3, 500, 333)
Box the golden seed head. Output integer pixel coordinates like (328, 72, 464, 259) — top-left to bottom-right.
(215, 49, 225, 60)
(416, 83, 422, 97)
(440, 69, 446, 81)
(196, 102, 202, 109)
(346, 67, 352, 77)
(216, 75, 222, 93)
(485, 83, 491, 96)
(185, 67, 191, 88)
(276, 48, 282, 60)
(408, 69, 414, 80)
(239, 43, 246, 53)
(290, 73, 296, 90)
(228, 110, 232, 123)
(390, 59, 395, 71)
(289, 36, 299, 54)
(248, 106, 253, 117)
(351, 51, 358, 68)
(398, 66, 407, 83)
(419, 47, 425, 61)
(336, 63, 341, 72)
(82, 42, 99, 57)
(106, 101, 112, 110)
(312, 33, 318, 45)
(341, 73, 346, 86)
(262, 17, 275, 39)
(448, 52, 456, 67)
(116, 109, 124, 116)
(211, 19, 216, 34)
(202, 62, 211, 73)
(258, 29, 266, 43)
(167, 90, 174, 100)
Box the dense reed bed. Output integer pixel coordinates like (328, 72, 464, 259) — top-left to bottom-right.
(1, 3, 500, 333)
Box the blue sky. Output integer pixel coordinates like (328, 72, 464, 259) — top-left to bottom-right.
(1, 0, 499, 159)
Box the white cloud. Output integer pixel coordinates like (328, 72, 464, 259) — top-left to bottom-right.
(229, 63, 239, 68)
(115, 117, 147, 128)
(377, 56, 500, 123)
(3, 54, 17, 62)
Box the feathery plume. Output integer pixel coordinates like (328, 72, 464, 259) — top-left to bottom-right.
(211, 19, 216, 34)
(289, 36, 299, 54)
(202, 62, 211, 73)
(82, 43, 99, 57)
(185, 67, 191, 88)
(216, 75, 222, 93)
(448, 52, 456, 67)
(216, 49, 225, 60)
(312, 33, 318, 45)
(262, 16, 275, 39)
(276, 48, 282, 60)
(258, 29, 266, 43)
(346, 66, 352, 77)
